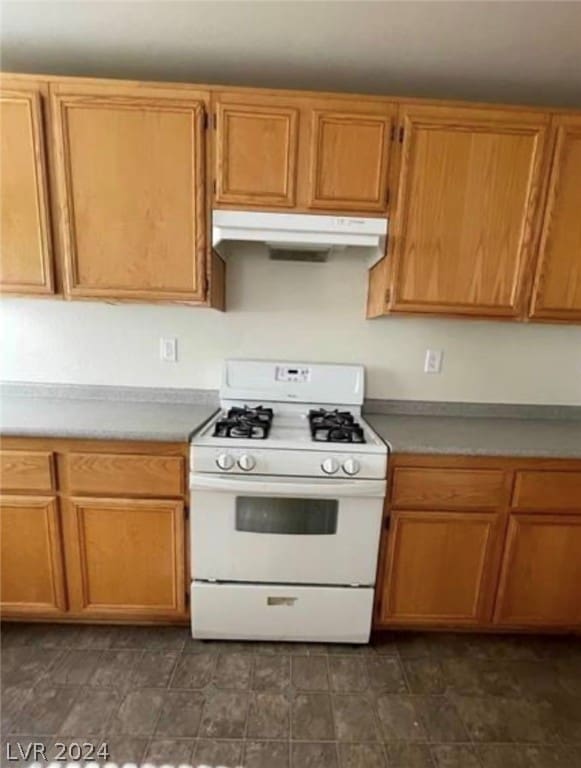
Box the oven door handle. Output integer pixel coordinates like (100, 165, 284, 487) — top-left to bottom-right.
(190, 473, 386, 498)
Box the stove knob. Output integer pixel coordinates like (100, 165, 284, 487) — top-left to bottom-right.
(342, 458, 361, 476)
(321, 457, 340, 475)
(238, 454, 256, 472)
(216, 453, 235, 471)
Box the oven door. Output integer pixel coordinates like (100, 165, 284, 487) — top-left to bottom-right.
(190, 474, 386, 586)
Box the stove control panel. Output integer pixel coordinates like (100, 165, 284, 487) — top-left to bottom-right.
(194, 446, 387, 479)
(275, 365, 311, 383)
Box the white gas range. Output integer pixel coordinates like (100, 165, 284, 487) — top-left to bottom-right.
(189, 360, 388, 644)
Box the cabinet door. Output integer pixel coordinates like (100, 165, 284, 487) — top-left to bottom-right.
(379, 510, 503, 625)
(495, 514, 581, 628)
(51, 87, 207, 302)
(389, 105, 549, 317)
(529, 116, 581, 321)
(0, 495, 66, 616)
(308, 103, 395, 212)
(62, 496, 186, 619)
(0, 83, 54, 294)
(215, 98, 299, 207)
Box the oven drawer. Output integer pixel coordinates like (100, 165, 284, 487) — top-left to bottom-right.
(191, 582, 374, 643)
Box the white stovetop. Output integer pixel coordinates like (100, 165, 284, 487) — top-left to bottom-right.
(192, 403, 386, 454)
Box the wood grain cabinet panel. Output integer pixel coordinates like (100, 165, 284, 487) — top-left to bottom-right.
(215, 101, 299, 206)
(63, 452, 185, 497)
(62, 496, 186, 619)
(392, 467, 507, 510)
(0, 83, 54, 294)
(512, 470, 581, 512)
(213, 93, 395, 214)
(0, 450, 54, 492)
(495, 514, 581, 627)
(308, 107, 394, 211)
(379, 509, 503, 625)
(388, 106, 549, 317)
(530, 115, 581, 321)
(51, 86, 207, 302)
(0, 495, 66, 616)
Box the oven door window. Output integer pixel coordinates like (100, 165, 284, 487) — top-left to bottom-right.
(235, 496, 338, 535)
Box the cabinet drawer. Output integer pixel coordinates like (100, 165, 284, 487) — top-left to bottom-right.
(0, 451, 54, 492)
(63, 453, 185, 497)
(512, 471, 581, 511)
(391, 467, 506, 510)
(192, 582, 374, 643)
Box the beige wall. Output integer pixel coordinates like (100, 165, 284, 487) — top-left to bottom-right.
(1, 246, 580, 405)
(1, 1, 580, 108)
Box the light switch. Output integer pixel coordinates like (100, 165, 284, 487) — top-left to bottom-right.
(424, 349, 443, 374)
(160, 337, 178, 362)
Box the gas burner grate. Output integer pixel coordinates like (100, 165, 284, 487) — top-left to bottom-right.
(213, 406, 274, 439)
(308, 409, 366, 444)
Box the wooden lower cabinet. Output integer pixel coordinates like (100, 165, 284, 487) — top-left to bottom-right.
(494, 513, 581, 627)
(0, 495, 67, 616)
(376, 455, 581, 632)
(0, 438, 190, 624)
(378, 510, 503, 626)
(62, 496, 186, 621)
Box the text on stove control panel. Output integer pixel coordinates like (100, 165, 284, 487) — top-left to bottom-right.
(275, 365, 311, 383)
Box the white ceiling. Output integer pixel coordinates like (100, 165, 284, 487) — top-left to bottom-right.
(1, 1, 580, 108)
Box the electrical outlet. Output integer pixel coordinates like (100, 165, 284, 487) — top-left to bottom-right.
(160, 337, 178, 363)
(424, 349, 443, 374)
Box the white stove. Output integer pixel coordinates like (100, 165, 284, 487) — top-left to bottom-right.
(189, 360, 388, 644)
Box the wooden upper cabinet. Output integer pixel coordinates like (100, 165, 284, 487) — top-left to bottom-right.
(529, 115, 581, 321)
(215, 98, 299, 207)
(0, 81, 54, 294)
(213, 92, 395, 214)
(50, 82, 208, 302)
(308, 103, 394, 212)
(388, 105, 549, 317)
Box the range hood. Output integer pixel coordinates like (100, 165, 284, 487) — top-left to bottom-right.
(212, 210, 388, 264)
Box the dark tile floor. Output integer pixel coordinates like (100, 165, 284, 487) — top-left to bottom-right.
(1, 623, 580, 767)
